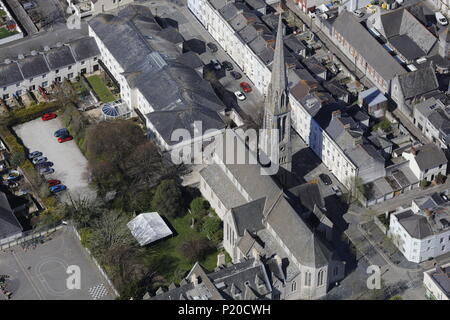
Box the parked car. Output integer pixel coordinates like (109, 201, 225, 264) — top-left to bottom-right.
(58, 136, 73, 143)
(54, 128, 69, 137)
(234, 91, 246, 101)
(435, 12, 448, 26)
(6, 170, 20, 180)
(353, 10, 364, 18)
(41, 112, 56, 121)
(222, 61, 234, 71)
(32, 156, 47, 164)
(332, 185, 342, 196)
(22, 2, 37, 10)
(39, 167, 54, 175)
(47, 179, 61, 187)
(441, 193, 449, 201)
(211, 59, 221, 70)
(49, 184, 66, 193)
(5, 181, 19, 189)
(240, 82, 252, 93)
(36, 161, 54, 169)
(29, 151, 42, 159)
(319, 173, 332, 185)
(206, 42, 218, 53)
(230, 71, 242, 79)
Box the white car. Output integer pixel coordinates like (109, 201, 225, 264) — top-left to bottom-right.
(211, 59, 221, 70)
(234, 91, 246, 101)
(353, 10, 364, 18)
(435, 12, 448, 26)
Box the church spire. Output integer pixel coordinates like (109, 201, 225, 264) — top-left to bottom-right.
(266, 14, 289, 115)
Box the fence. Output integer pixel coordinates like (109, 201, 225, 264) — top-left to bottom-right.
(0, 223, 63, 250)
(72, 225, 120, 298)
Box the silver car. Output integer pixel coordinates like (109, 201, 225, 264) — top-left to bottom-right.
(32, 156, 47, 164)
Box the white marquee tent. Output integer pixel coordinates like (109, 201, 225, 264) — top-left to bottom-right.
(127, 212, 173, 246)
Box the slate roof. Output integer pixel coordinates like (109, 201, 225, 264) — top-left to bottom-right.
(396, 65, 439, 99)
(89, 5, 227, 145)
(389, 34, 425, 61)
(429, 265, 450, 296)
(150, 259, 272, 300)
(412, 144, 447, 171)
(17, 55, 49, 79)
(45, 45, 76, 70)
(0, 62, 23, 87)
(231, 198, 266, 237)
(359, 87, 387, 106)
(332, 10, 406, 81)
(379, 8, 437, 54)
(0, 192, 22, 240)
(265, 192, 332, 268)
(0, 34, 99, 87)
(396, 210, 433, 239)
(199, 165, 247, 210)
(69, 37, 100, 61)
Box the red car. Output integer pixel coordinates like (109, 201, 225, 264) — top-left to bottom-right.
(58, 136, 73, 143)
(47, 179, 61, 187)
(240, 82, 252, 93)
(42, 112, 57, 121)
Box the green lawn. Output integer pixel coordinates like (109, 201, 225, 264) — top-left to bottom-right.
(141, 213, 224, 283)
(86, 75, 116, 103)
(0, 28, 18, 40)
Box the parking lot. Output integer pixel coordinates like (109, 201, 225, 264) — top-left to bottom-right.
(0, 226, 115, 300)
(13, 116, 95, 202)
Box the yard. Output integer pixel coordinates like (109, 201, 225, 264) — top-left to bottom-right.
(86, 75, 116, 103)
(0, 28, 18, 39)
(141, 213, 228, 283)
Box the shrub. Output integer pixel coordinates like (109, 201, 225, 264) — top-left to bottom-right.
(151, 179, 184, 218)
(202, 216, 222, 240)
(190, 197, 209, 219)
(420, 179, 430, 188)
(5, 101, 62, 126)
(79, 227, 93, 247)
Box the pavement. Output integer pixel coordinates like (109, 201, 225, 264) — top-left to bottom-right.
(13, 116, 95, 203)
(0, 226, 115, 300)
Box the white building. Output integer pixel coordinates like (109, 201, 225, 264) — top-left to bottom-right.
(88, 5, 237, 155)
(389, 194, 450, 263)
(423, 262, 450, 300)
(402, 144, 448, 182)
(0, 37, 100, 100)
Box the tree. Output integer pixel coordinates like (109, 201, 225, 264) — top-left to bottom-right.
(87, 210, 135, 257)
(202, 216, 222, 240)
(151, 179, 184, 218)
(179, 237, 212, 263)
(190, 197, 209, 219)
(345, 176, 364, 205)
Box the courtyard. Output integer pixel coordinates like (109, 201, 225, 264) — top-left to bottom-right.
(0, 226, 115, 300)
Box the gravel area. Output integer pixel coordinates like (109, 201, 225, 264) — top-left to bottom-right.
(13, 116, 95, 202)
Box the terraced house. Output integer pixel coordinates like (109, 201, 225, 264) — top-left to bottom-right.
(0, 29, 100, 100)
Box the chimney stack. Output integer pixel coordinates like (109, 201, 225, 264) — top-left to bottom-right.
(190, 273, 199, 286)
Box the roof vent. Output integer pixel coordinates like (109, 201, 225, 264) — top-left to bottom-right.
(4, 59, 11, 64)
(18, 54, 24, 60)
(56, 42, 63, 47)
(31, 50, 37, 56)
(44, 46, 50, 51)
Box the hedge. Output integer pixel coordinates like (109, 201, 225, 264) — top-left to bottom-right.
(0, 126, 26, 166)
(5, 101, 62, 126)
